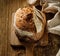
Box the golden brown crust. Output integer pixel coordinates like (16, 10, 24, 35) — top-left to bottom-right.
(15, 6, 46, 41)
(15, 7, 36, 32)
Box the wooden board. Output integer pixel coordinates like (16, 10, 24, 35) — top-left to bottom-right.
(10, 12, 48, 46)
(10, 13, 23, 45)
(10, 13, 48, 56)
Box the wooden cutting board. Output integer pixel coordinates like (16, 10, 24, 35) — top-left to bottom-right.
(10, 13, 48, 46)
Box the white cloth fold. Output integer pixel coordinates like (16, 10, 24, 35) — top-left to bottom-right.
(56, 49, 60, 56)
(46, 2, 60, 35)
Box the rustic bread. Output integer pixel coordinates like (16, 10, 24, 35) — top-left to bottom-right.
(14, 6, 46, 42)
(15, 7, 36, 32)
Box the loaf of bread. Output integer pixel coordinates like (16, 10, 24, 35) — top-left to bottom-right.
(14, 6, 46, 42)
(15, 7, 36, 33)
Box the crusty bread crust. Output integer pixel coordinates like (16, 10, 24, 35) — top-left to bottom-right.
(14, 6, 46, 42)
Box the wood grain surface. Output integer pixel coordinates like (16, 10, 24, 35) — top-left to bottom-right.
(0, 0, 60, 56)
